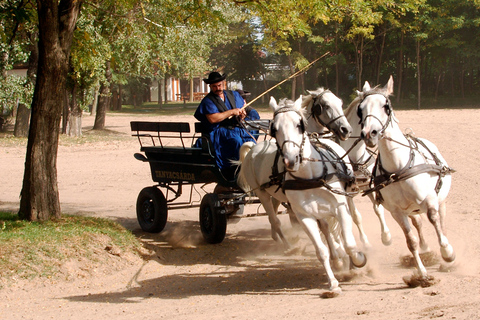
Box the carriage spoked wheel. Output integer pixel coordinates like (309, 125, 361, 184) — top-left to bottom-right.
(136, 187, 168, 233)
(199, 193, 227, 244)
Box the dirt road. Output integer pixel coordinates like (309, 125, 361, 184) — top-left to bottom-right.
(1, 109, 479, 319)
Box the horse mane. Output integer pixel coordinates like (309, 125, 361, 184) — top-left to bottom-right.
(301, 87, 327, 114)
(301, 94, 313, 109)
(344, 85, 385, 118)
(282, 98, 308, 124)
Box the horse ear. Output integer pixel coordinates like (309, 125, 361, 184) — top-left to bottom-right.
(294, 95, 303, 110)
(386, 75, 394, 96)
(363, 81, 371, 92)
(269, 96, 278, 112)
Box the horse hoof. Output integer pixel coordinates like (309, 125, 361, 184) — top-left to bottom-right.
(382, 232, 392, 246)
(351, 252, 367, 268)
(284, 246, 301, 256)
(439, 260, 457, 272)
(321, 288, 341, 298)
(441, 244, 455, 263)
(403, 274, 439, 288)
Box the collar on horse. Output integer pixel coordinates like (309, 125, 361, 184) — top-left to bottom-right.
(363, 133, 455, 203)
(261, 136, 357, 197)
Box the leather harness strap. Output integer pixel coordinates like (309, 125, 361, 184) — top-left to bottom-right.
(364, 135, 455, 203)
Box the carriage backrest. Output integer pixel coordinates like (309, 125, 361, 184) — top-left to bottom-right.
(130, 121, 191, 149)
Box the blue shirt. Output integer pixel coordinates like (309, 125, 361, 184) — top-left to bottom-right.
(194, 90, 245, 131)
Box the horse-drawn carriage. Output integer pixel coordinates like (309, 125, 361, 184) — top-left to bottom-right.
(130, 119, 271, 244)
(131, 80, 456, 293)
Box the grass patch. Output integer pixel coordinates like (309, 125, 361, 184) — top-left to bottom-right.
(0, 212, 144, 286)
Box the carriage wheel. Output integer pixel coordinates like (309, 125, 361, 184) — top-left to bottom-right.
(136, 187, 168, 233)
(199, 193, 227, 244)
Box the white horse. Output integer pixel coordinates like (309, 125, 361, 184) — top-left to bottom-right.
(238, 88, 360, 252)
(238, 96, 366, 294)
(303, 89, 373, 248)
(356, 75, 455, 285)
(342, 93, 434, 249)
(303, 88, 352, 140)
(340, 97, 393, 246)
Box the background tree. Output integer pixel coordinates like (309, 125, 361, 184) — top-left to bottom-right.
(19, 0, 82, 221)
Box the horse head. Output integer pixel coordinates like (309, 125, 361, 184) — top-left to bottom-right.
(269, 96, 306, 172)
(304, 88, 352, 141)
(357, 75, 396, 148)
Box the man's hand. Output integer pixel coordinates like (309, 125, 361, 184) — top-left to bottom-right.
(206, 108, 246, 123)
(230, 108, 247, 119)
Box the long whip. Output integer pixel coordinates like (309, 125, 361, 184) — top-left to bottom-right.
(241, 52, 330, 109)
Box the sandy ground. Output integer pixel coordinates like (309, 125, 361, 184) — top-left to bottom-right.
(0, 108, 479, 320)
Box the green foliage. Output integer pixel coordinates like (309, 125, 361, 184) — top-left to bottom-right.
(0, 74, 33, 114)
(0, 212, 142, 282)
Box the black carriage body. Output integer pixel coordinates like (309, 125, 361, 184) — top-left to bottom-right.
(142, 146, 219, 185)
(131, 120, 270, 242)
(131, 120, 269, 187)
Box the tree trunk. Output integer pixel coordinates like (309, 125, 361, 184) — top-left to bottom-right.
(14, 39, 37, 137)
(90, 86, 99, 115)
(62, 86, 70, 134)
(111, 84, 118, 110)
(94, 82, 108, 130)
(335, 22, 339, 96)
(117, 84, 122, 110)
(14, 104, 30, 137)
(376, 29, 386, 84)
(416, 40, 421, 110)
(435, 73, 442, 100)
(396, 32, 404, 103)
(93, 60, 111, 130)
(460, 69, 465, 99)
(19, 0, 82, 221)
(67, 81, 82, 136)
(288, 56, 296, 100)
(189, 78, 194, 102)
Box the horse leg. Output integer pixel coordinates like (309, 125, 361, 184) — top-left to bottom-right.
(367, 193, 392, 246)
(283, 202, 301, 230)
(410, 214, 430, 252)
(391, 210, 428, 277)
(317, 218, 345, 271)
(297, 214, 341, 293)
(426, 201, 455, 263)
(347, 197, 371, 248)
(256, 191, 293, 252)
(336, 201, 366, 268)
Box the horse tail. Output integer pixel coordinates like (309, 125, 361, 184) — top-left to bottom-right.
(234, 141, 255, 193)
(239, 141, 255, 162)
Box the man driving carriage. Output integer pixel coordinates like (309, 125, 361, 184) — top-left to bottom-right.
(194, 72, 259, 181)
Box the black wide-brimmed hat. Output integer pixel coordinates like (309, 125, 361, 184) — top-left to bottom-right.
(203, 72, 226, 84)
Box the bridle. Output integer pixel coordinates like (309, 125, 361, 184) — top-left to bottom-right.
(309, 90, 347, 130)
(271, 106, 306, 163)
(357, 91, 393, 136)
